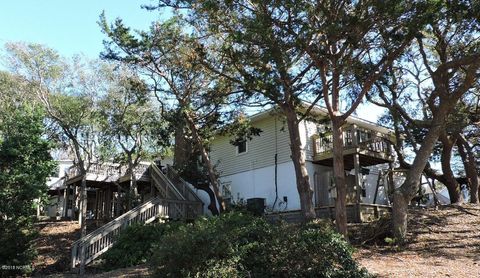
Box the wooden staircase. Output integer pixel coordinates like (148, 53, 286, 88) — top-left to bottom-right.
(71, 163, 203, 269)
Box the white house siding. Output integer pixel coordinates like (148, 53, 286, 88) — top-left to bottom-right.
(210, 114, 291, 177)
(210, 112, 391, 213)
(219, 161, 303, 211)
(301, 120, 320, 160)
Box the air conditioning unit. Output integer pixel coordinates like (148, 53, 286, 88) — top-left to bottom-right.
(246, 198, 266, 216)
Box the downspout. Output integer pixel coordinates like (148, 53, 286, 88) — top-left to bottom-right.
(272, 116, 279, 210)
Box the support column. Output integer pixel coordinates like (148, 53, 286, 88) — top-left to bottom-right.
(63, 182, 68, 218)
(66, 184, 71, 218)
(353, 153, 362, 222)
(105, 186, 112, 220)
(100, 189, 105, 220)
(116, 183, 121, 216)
(94, 189, 99, 220)
(72, 184, 78, 221)
(57, 188, 62, 218)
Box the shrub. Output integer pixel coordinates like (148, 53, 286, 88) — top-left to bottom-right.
(101, 223, 177, 270)
(149, 212, 370, 278)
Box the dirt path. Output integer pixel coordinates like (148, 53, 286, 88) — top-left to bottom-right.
(32, 220, 80, 276)
(355, 205, 480, 277)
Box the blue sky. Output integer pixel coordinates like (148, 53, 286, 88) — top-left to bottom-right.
(0, 1, 164, 58)
(0, 1, 384, 122)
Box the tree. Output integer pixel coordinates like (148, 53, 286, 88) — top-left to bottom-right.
(3, 43, 103, 254)
(100, 16, 244, 214)
(156, 0, 424, 235)
(456, 91, 480, 203)
(0, 101, 55, 275)
(368, 1, 480, 241)
(97, 70, 166, 210)
(282, 0, 424, 234)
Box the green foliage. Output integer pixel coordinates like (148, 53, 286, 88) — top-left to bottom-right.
(0, 104, 55, 275)
(96, 71, 168, 165)
(150, 213, 370, 278)
(101, 223, 176, 270)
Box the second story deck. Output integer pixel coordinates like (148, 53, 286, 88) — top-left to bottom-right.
(66, 162, 151, 186)
(311, 124, 395, 169)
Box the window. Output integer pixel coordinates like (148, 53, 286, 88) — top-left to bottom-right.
(236, 139, 248, 155)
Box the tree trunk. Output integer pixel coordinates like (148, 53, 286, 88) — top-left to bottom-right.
(79, 175, 87, 237)
(392, 190, 409, 243)
(457, 136, 479, 203)
(127, 160, 138, 209)
(331, 117, 348, 236)
(393, 102, 451, 241)
(184, 111, 225, 214)
(173, 123, 192, 168)
(78, 174, 88, 275)
(439, 134, 462, 203)
(283, 105, 316, 222)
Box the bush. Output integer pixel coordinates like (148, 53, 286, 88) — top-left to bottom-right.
(0, 104, 55, 276)
(149, 212, 370, 278)
(101, 223, 176, 270)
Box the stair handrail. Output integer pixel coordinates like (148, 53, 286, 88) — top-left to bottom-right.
(150, 163, 186, 201)
(166, 165, 203, 203)
(71, 197, 203, 269)
(71, 196, 162, 268)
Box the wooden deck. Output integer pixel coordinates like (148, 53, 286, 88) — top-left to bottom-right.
(311, 124, 395, 168)
(266, 203, 391, 223)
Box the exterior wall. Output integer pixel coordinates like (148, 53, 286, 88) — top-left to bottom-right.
(47, 196, 64, 217)
(301, 119, 321, 161)
(219, 161, 302, 211)
(47, 160, 73, 190)
(210, 112, 391, 214)
(44, 160, 73, 218)
(210, 114, 292, 177)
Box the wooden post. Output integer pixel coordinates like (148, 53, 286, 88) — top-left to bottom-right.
(106, 186, 112, 220)
(64, 184, 70, 218)
(97, 189, 103, 220)
(101, 189, 106, 220)
(72, 184, 77, 221)
(116, 183, 121, 216)
(351, 124, 358, 148)
(62, 182, 68, 218)
(373, 170, 382, 205)
(353, 153, 362, 223)
(94, 189, 99, 220)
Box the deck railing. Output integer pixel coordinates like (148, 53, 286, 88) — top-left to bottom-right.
(66, 163, 122, 179)
(66, 162, 153, 181)
(313, 126, 392, 157)
(166, 165, 204, 203)
(150, 163, 185, 200)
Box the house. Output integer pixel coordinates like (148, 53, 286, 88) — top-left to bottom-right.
(43, 160, 73, 218)
(210, 105, 396, 222)
(63, 103, 396, 269)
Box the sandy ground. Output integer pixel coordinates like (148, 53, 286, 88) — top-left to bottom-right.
(32, 220, 81, 276)
(355, 205, 480, 278)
